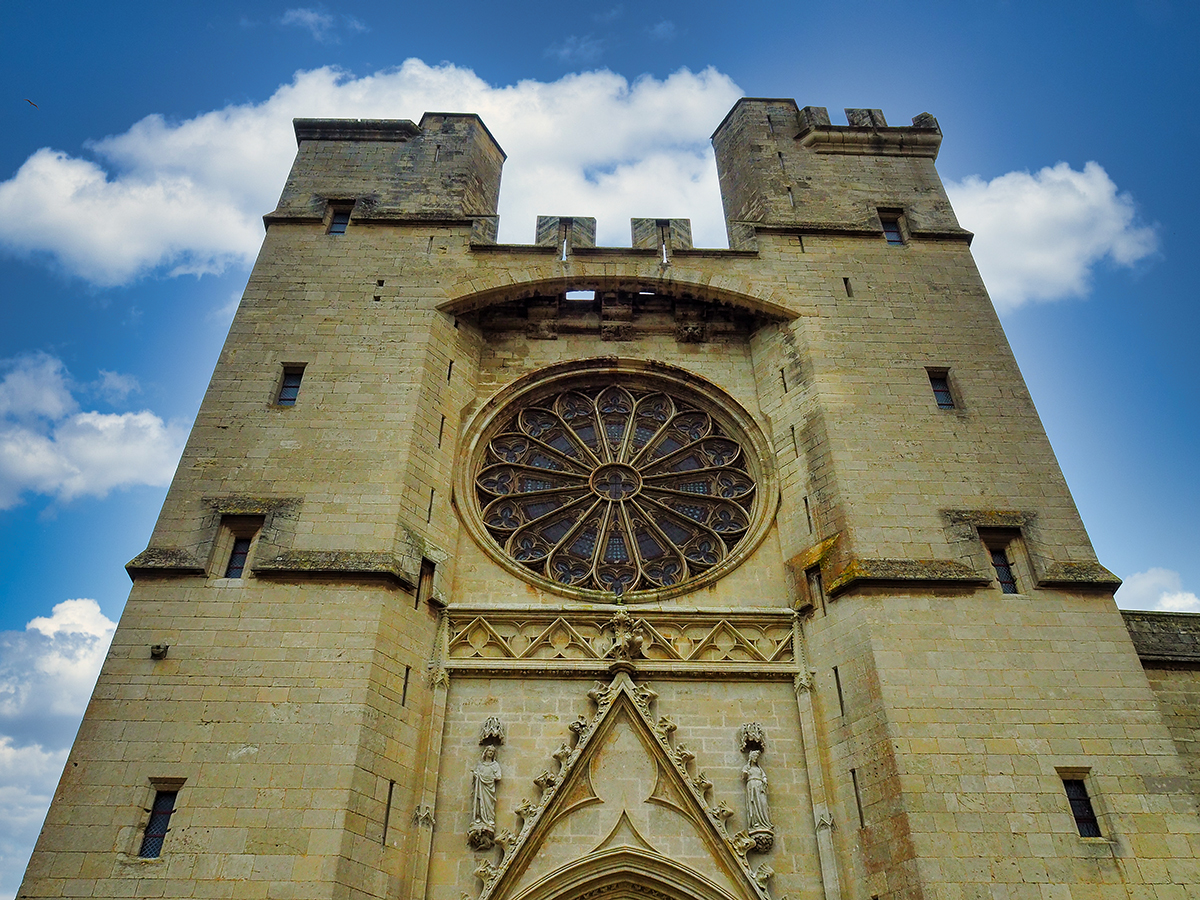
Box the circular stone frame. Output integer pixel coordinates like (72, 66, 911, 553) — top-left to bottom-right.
(455, 358, 779, 603)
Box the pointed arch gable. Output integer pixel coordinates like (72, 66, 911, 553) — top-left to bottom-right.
(478, 674, 769, 900)
(511, 848, 751, 900)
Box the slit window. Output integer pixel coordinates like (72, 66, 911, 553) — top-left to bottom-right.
(416, 558, 435, 609)
(990, 547, 1019, 594)
(328, 206, 352, 235)
(880, 214, 905, 245)
(277, 366, 304, 406)
(928, 370, 955, 409)
(1062, 778, 1101, 837)
(138, 790, 178, 858)
(225, 537, 252, 578)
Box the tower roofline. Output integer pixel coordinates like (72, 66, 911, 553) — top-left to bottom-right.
(292, 112, 506, 159)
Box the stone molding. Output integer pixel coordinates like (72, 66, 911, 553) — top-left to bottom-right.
(447, 608, 795, 675)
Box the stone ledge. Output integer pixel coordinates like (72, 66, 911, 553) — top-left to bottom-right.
(292, 117, 422, 144)
(1123, 610, 1200, 665)
(253, 550, 415, 588)
(1037, 561, 1122, 589)
(796, 124, 942, 158)
(126, 548, 207, 579)
(827, 558, 987, 596)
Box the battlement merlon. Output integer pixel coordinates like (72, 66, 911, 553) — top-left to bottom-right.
(711, 98, 968, 250)
(264, 113, 505, 234)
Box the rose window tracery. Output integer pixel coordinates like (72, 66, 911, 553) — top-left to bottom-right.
(474, 384, 758, 596)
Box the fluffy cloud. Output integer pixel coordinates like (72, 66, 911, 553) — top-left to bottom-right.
(1115, 567, 1200, 613)
(0, 354, 187, 509)
(0, 60, 1155, 306)
(947, 162, 1157, 310)
(0, 61, 740, 285)
(0, 599, 116, 898)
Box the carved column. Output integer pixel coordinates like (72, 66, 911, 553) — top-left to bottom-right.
(410, 610, 452, 900)
(792, 612, 842, 900)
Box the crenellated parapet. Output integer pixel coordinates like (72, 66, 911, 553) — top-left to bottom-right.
(711, 98, 968, 249)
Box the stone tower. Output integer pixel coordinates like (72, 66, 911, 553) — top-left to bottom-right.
(18, 101, 1200, 900)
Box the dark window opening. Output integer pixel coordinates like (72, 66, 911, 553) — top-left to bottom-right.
(990, 547, 1019, 594)
(416, 558, 435, 610)
(401, 665, 411, 706)
(843, 277, 853, 297)
(851, 768, 865, 827)
(833, 665, 845, 716)
(225, 537, 252, 578)
(138, 790, 178, 858)
(277, 367, 304, 406)
(382, 780, 395, 845)
(928, 371, 955, 409)
(807, 566, 826, 612)
(1063, 778, 1101, 837)
(881, 216, 904, 245)
(328, 207, 352, 235)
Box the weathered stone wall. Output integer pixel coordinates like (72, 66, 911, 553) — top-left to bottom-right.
(19, 102, 1200, 900)
(1126, 611, 1200, 802)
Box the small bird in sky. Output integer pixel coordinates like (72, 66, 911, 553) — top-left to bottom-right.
(24, 99, 38, 108)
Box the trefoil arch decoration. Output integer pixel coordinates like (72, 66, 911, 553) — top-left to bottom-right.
(459, 359, 779, 603)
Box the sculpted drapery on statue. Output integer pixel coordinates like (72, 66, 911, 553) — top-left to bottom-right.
(471, 746, 501, 842)
(742, 750, 772, 832)
(469, 717, 505, 850)
(738, 722, 774, 852)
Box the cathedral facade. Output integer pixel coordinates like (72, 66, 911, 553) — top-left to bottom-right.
(18, 99, 1200, 899)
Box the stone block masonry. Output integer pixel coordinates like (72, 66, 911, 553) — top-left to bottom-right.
(18, 100, 1200, 900)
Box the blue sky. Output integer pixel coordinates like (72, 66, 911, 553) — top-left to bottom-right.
(1, 0, 1197, 891)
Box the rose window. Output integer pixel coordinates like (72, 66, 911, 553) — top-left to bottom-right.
(474, 384, 758, 596)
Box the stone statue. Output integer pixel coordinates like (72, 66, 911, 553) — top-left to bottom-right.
(742, 749, 774, 851)
(468, 745, 502, 849)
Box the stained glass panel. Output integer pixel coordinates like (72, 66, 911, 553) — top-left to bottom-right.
(475, 382, 757, 596)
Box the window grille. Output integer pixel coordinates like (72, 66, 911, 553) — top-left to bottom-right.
(1062, 778, 1102, 837)
(277, 367, 304, 406)
(138, 790, 178, 858)
(929, 372, 955, 409)
(990, 547, 1019, 594)
(225, 537, 252, 578)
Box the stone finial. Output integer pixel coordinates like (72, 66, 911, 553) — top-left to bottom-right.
(754, 864, 774, 892)
(911, 112, 939, 130)
(844, 108, 888, 128)
(552, 741, 572, 770)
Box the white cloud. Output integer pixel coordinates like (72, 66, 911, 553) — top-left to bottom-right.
(0, 148, 261, 286)
(280, 8, 335, 41)
(92, 370, 140, 404)
(1115, 567, 1200, 613)
(0, 599, 115, 900)
(0, 61, 742, 285)
(649, 20, 677, 40)
(0, 354, 186, 509)
(947, 161, 1157, 310)
(545, 35, 605, 63)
